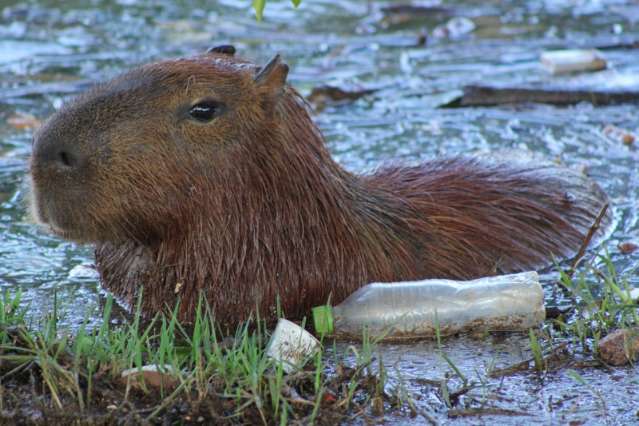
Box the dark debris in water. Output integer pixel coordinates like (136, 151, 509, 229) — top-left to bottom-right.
(447, 407, 530, 418)
(442, 84, 639, 107)
(380, 5, 452, 17)
(307, 85, 378, 111)
(618, 241, 639, 254)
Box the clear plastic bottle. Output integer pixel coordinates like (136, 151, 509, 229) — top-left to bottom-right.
(313, 271, 545, 341)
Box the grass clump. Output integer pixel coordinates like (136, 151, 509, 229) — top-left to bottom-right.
(554, 251, 639, 354)
(0, 293, 395, 425)
(0, 252, 635, 423)
(487, 252, 639, 377)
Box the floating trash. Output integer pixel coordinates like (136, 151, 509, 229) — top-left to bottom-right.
(265, 318, 320, 373)
(540, 49, 607, 75)
(313, 271, 545, 341)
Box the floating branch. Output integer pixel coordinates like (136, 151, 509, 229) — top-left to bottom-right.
(442, 85, 639, 107)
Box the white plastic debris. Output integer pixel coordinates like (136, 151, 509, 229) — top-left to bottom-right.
(120, 364, 178, 388)
(67, 264, 99, 280)
(265, 318, 320, 373)
(540, 49, 607, 75)
(433, 17, 476, 39)
(629, 287, 639, 301)
(313, 271, 545, 341)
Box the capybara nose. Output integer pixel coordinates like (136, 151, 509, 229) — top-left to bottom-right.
(33, 136, 84, 171)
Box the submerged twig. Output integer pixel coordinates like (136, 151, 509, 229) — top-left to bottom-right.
(488, 343, 569, 378)
(448, 407, 531, 417)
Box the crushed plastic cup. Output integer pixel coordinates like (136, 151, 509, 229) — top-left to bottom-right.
(313, 271, 545, 341)
(265, 318, 320, 373)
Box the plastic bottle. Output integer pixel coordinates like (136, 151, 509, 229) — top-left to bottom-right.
(312, 271, 545, 341)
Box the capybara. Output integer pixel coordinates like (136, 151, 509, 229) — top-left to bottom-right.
(30, 47, 610, 328)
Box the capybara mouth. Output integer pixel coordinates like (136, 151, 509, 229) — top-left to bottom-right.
(45, 223, 79, 240)
(38, 212, 99, 243)
(28, 175, 97, 243)
(31, 199, 85, 241)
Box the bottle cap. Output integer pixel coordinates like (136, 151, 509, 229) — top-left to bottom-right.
(312, 305, 334, 335)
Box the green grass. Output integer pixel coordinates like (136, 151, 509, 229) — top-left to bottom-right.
(0, 292, 391, 424)
(552, 250, 639, 355)
(516, 251, 639, 374)
(253, 0, 302, 21)
(528, 328, 544, 372)
(0, 251, 636, 423)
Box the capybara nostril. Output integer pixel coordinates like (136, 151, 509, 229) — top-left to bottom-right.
(57, 150, 75, 168)
(34, 141, 82, 170)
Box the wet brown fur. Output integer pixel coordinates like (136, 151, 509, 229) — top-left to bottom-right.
(30, 52, 610, 328)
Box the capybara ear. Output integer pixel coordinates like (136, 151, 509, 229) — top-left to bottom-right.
(254, 54, 289, 97)
(207, 44, 236, 55)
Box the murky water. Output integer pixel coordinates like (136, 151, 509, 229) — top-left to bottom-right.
(1, 0, 638, 423)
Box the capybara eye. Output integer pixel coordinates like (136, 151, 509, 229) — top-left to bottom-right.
(188, 100, 224, 123)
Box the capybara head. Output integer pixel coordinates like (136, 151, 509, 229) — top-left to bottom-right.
(30, 48, 291, 244)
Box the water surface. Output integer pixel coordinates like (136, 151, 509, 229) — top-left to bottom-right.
(1, 0, 638, 423)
